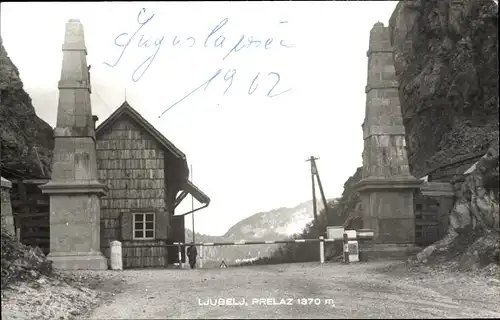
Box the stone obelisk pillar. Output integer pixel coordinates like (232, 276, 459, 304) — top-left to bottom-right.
(355, 22, 422, 260)
(40, 19, 108, 269)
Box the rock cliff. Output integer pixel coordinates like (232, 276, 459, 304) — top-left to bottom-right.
(416, 140, 499, 267)
(0, 36, 53, 179)
(389, 0, 499, 269)
(389, 0, 498, 179)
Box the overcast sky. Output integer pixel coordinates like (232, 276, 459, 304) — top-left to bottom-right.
(1, 1, 397, 236)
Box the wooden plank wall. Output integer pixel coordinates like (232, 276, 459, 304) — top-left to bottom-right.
(414, 192, 442, 246)
(10, 181, 50, 255)
(121, 240, 168, 268)
(96, 114, 169, 267)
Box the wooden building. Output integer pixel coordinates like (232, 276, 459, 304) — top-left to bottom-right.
(8, 101, 210, 268)
(95, 101, 210, 268)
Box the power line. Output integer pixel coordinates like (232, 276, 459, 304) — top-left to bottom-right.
(92, 88, 114, 113)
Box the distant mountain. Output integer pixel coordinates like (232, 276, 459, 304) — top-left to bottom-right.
(182, 199, 331, 267)
(223, 201, 322, 240)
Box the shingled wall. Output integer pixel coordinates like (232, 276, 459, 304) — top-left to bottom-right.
(96, 114, 170, 268)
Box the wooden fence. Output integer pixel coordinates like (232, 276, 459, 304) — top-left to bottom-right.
(10, 179, 50, 255)
(414, 195, 442, 246)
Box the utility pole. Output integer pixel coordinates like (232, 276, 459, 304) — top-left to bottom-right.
(306, 156, 319, 223)
(191, 164, 195, 244)
(313, 159, 329, 227)
(306, 156, 330, 229)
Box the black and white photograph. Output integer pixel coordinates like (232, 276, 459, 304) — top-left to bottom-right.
(0, 1, 498, 319)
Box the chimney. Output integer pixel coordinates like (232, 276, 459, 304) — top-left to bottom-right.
(92, 115, 99, 131)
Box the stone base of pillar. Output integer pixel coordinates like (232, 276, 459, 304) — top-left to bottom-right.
(41, 181, 108, 270)
(356, 176, 422, 262)
(48, 252, 108, 270)
(359, 243, 422, 261)
(1, 215, 15, 235)
(1, 177, 15, 236)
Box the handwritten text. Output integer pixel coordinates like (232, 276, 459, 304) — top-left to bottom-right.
(159, 68, 291, 117)
(104, 8, 295, 82)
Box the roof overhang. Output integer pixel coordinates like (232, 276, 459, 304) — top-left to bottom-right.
(174, 180, 211, 216)
(185, 180, 210, 204)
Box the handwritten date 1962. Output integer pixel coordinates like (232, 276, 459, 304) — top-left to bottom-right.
(159, 69, 291, 117)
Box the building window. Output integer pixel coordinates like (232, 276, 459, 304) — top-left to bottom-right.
(133, 213, 155, 240)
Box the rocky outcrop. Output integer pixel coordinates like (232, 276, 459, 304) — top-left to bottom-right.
(1, 226, 53, 290)
(0, 36, 53, 179)
(1, 224, 113, 319)
(337, 167, 363, 230)
(416, 139, 499, 264)
(417, 140, 500, 265)
(390, 0, 499, 269)
(389, 0, 498, 179)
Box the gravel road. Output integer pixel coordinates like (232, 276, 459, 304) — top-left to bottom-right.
(86, 261, 500, 319)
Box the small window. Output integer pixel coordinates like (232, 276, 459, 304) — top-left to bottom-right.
(133, 213, 155, 240)
(416, 204, 423, 211)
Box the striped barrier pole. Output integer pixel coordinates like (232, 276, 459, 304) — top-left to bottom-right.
(173, 238, 326, 247)
(171, 234, 373, 247)
(165, 230, 375, 266)
(356, 229, 375, 240)
(134, 230, 374, 249)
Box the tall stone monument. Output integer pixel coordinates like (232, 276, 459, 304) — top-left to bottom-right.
(355, 22, 422, 259)
(40, 19, 108, 269)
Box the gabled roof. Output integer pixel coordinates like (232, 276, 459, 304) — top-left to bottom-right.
(96, 101, 211, 209)
(95, 101, 186, 160)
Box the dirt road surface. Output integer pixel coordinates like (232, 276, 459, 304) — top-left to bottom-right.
(86, 261, 500, 319)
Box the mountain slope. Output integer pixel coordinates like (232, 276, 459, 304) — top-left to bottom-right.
(0, 36, 53, 179)
(223, 200, 323, 240)
(389, 0, 498, 179)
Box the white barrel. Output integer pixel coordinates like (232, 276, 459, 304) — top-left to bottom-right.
(110, 240, 123, 270)
(348, 240, 359, 262)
